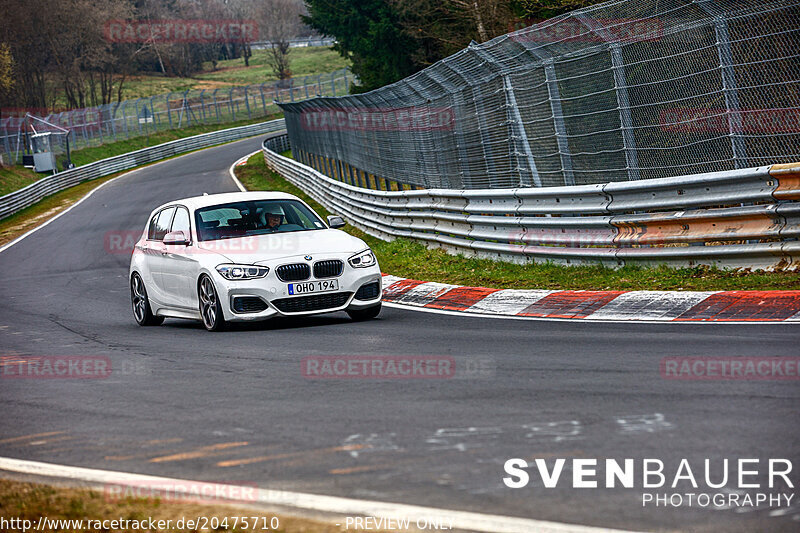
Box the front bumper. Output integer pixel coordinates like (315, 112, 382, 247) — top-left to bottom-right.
(211, 255, 382, 322)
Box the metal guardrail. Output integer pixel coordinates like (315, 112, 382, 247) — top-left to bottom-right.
(0, 119, 285, 221)
(251, 38, 335, 49)
(263, 134, 800, 270)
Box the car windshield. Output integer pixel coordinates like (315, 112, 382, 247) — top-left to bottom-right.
(194, 199, 326, 242)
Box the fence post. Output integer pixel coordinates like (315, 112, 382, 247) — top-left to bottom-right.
(165, 93, 174, 128)
(244, 87, 252, 118)
(428, 65, 472, 188)
(148, 96, 158, 130)
(696, 0, 747, 169)
(502, 75, 540, 187)
(543, 61, 575, 186)
(212, 89, 221, 122)
(95, 107, 104, 144)
(1, 118, 11, 164)
(199, 90, 207, 123)
(575, 14, 641, 181)
(259, 83, 268, 115)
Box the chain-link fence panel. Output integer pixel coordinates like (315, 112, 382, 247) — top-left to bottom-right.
(279, 0, 799, 190)
(0, 69, 352, 167)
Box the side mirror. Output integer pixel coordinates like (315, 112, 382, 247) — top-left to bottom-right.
(163, 230, 190, 246)
(327, 215, 346, 229)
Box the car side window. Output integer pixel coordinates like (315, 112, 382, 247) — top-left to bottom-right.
(150, 207, 175, 241)
(147, 213, 159, 240)
(170, 206, 190, 237)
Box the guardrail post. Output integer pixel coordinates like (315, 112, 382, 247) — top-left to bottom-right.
(697, 0, 747, 169)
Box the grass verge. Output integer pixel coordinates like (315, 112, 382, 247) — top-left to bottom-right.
(69, 114, 282, 167)
(0, 478, 387, 533)
(236, 153, 800, 291)
(0, 165, 41, 197)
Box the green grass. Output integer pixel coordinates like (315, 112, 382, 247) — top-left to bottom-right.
(236, 153, 800, 291)
(120, 48, 349, 100)
(0, 478, 371, 533)
(68, 113, 281, 167)
(0, 165, 41, 197)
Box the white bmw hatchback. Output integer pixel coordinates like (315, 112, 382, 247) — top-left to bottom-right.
(129, 191, 382, 331)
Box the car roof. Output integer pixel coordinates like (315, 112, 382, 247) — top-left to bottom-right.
(152, 191, 303, 212)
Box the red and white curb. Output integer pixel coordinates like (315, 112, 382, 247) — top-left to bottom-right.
(380, 275, 800, 323)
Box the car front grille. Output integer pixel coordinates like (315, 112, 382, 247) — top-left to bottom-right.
(276, 263, 310, 282)
(272, 292, 352, 313)
(313, 259, 344, 278)
(232, 296, 268, 313)
(354, 281, 381, 301)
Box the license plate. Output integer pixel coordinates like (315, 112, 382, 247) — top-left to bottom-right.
(288, 280, 339, 295)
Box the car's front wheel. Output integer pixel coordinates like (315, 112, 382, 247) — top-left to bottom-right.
(131, 272, 164, 326)
(198, 275, 226, 331)
(347, 303, 381, 321)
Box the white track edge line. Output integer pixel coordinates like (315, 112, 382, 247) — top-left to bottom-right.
(229, 150, 261, 192)
(381, 301, 798, 325)
(0, 138, 261, 255)
(0, 457, 642, 533)
(0, 168, 137, 254)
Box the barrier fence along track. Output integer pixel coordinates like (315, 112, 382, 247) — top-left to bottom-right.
(0, 68, 350, 165)
(278, 0, 799, 190)
(263, 135, 800, 270)
(0, 120, 285, 221)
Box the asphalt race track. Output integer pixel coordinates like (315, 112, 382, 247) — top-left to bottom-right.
(1, 137, 799, 532)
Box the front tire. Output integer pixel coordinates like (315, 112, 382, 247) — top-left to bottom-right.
(131, 273, 164, 326)
(198, 275, 226, 331)
(347, 303, 381, 321)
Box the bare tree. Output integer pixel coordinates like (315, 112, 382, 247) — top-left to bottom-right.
(251, 0, 307, 80)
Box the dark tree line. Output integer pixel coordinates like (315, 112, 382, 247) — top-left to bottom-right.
(303, 0, 603, 93)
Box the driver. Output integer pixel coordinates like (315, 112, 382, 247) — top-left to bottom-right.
(261, 208, 284, 231)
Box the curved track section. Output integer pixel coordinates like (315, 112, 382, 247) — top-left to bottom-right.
(0, 138, 798, 532)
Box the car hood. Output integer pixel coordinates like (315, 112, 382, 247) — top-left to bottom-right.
(195, 229, 368, 264)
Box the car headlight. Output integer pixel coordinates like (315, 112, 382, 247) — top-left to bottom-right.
(348, 249, 376, 268)
(216, 264, 269, 280)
